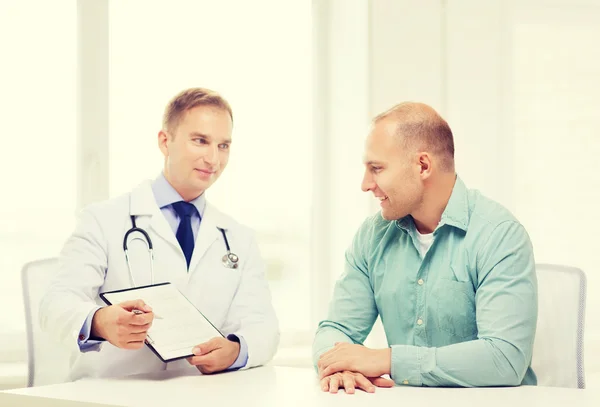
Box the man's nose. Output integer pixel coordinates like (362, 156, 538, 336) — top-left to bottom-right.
(204, 145, 219, 166)
(361, 173, 374, 192)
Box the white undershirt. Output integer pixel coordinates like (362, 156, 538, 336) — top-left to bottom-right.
(415, 230, 435, 259)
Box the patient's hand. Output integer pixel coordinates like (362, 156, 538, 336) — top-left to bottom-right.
(320, 371, 394, 394)
(318, 342, 391, 379)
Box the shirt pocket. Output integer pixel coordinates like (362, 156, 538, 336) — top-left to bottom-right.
(432, 277, 477, 340)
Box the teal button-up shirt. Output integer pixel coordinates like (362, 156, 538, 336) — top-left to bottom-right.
(313, 176, 538, 387)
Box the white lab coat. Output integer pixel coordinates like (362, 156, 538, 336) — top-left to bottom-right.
(39, 180, 280, 381)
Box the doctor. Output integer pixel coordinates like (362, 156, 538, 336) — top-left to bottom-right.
(39, 87, 280, 380)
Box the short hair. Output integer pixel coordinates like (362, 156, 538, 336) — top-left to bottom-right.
(374, 102, 455, 172)
(162, 87, 233, 133)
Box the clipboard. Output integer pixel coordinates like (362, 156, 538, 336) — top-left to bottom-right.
(99, 282, 224, 363)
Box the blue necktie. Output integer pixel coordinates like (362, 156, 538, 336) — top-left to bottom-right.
(172, 201, 197, 269)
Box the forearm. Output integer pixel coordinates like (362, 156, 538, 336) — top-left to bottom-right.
(390, 338, 530, 387)
(40, 209, 109, 349)
(39, 289, 100, 350)
(312, 324, 355, 370)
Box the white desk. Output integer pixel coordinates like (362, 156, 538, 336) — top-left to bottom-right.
(2, 366, 599, 407)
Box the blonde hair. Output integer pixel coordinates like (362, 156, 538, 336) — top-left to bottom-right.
(162, 87, 233, 133)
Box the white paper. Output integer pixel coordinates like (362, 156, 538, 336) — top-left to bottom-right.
(101, 283, 222, 361)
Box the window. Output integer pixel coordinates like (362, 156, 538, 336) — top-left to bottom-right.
(0, 0, 77, 355)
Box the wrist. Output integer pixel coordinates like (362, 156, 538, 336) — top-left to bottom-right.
(227, 334, 241, 355)
(378, 348, 392, 375)
(90, 308, 106, 339)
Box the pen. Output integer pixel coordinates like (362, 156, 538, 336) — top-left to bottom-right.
(132, 309, 163, 319)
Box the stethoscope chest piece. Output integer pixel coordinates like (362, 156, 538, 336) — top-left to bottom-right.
(218, 227, 239, 269)
(222, 252, 239, 269)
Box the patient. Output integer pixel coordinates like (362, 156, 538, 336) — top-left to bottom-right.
(313, 102, 538, 393)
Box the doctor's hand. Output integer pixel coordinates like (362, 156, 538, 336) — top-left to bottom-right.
(186, 337, 240, 374)
(317, 343, 391, 379)
(90, 299, 154, 350)
(320, 371, 395, 394)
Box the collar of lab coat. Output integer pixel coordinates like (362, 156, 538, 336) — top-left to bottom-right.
(128, 180, 234, 270)
(128, 180, 232, 229)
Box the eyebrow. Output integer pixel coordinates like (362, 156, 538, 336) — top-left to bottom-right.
(189, 132, 232, 144)
(365, 160, 383, 166)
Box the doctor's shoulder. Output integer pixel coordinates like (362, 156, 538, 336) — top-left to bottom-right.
(78, 190, 130, 219)
(71, 190, 132, 236)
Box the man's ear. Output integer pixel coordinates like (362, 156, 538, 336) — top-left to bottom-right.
(419, 152, 432, 179)
(158, 130, 169, 157)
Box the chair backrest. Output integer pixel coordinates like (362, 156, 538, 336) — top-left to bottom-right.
(21, 258, 73, 387)
(531, 263, 587, 389)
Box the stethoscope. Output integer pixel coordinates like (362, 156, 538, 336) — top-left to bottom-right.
(123, 215, 239, 287)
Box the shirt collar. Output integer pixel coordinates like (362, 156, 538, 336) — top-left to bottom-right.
(395, 174, 470, 234)
(151, 172, 206, 218)
(437, 175, 469, 232)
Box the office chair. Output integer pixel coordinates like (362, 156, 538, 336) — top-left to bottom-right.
(531, 263, 587, 389)
(21, 258, 73, 387)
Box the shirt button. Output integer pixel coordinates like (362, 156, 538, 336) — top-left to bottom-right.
(417, 279, 424, 285)
(403, 380, 409, 385)
(417, 318, 423, 326)
(78, 334, 85, 341)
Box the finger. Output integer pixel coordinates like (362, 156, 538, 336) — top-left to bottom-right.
(320, 377, 330, 392)
(187, 355, 210, 366)
(369, 377, 395, 388)
(125, 332, 147, 342)
(196, 364, 218, 375)
(196, 366, 212, 375)
(355, 374, 376, 393)
(317, 351, 338, 372)
(122, 341, 145, 350)
(192, 337, 223, 356)
(329, 375, 340, 394)
(130, 322, 152, 334)
(342, 373, 356, 394)
(187, 352, 219, 367)
(320, 362, 346, 379)
(129, 312, 154, 326)
(120, 300, 152, 313)
(319, 347, 338, 361)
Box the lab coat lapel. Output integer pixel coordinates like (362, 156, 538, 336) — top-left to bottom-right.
(129, 181, 180, 251)
(188, 202, 226, 273)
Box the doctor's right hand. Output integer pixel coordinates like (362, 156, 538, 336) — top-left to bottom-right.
(90, 300, 154, 350)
